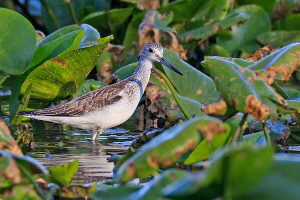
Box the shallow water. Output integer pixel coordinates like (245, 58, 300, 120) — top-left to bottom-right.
(22, 121, 140, 184)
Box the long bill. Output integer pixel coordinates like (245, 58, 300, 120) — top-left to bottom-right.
(160, 57, 183, 76)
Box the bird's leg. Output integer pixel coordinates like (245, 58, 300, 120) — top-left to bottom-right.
(92, 129, 103, 141)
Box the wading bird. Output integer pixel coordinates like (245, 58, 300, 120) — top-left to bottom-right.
(20, 42, 183, 140)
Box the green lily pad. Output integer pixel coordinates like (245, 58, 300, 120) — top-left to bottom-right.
(217, 5, 271, 54)
(204, 56, 288, 121)
(159, 0, 230, 28)
(257, 31, 300, 48)
(76, 79, 106, 97)
(115, 116, 226, 182)
(0, 8, 36, 74)
(239, 154, 300, 200)
(81, 7, 134, 34)
(160, 49, 220, 104)
(247, 42, 300, 84)
(49, 160, 78, 186)
(163, 145, 274, 199)
(179, 13, 250, 43)
(286, 89, 300, 100)
(19, 36, 113, 101)
(184, 123, 231, 164)
(274, 13, 300, 30)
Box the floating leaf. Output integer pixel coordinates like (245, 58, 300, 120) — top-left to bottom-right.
(81, 7, 134, 34)
(274, 13, 300, 30)
(55, 184, 97, 198)
(163, 145, 274, 199)
(203, 56, 255, 68)
(179, 13, 250, 43)
(37, 25, 83, 47)
(247, 43, 300, 85)
(93, 185, 140, 200)
(115, 63, 138, 80)
(49, 160, 79, 186)
(287, 100, 300, 112)
(205, 45, 231, 57)
(257, 31, 300, 48)
(203, 56, 288, 121)
(159, 49, 219, 104)
(0, 8, 36, 74)
(236, 0, 277, 15)
(115, 116, 226, 182)
(184, 123, 231, 164)
(19, 36, 113, 101)
(217, 5, 271, 54)
(286, 89, 300, 100)
(240, 154, 300, 199)
(95, 169, 187, 200)
(2, 184, 40, 200)
(75, 79, 106, 97)
(30, 29, 85, 70)
(159, 0, 230, 28)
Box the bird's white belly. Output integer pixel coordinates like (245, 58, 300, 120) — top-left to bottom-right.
(83, 97, 138, 129)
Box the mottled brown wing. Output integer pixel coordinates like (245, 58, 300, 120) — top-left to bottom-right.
(29, 86, 123, 116)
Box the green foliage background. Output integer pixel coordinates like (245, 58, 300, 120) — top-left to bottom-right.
(0, 0, 300, 199)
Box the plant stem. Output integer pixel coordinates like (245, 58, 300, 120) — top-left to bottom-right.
(18, 164, 46, 199)
(66, 2, 79, 24)
(40, 0, 61, 30)
(263, 123, 271, 145)
(272, 81, 290, 100)
(289, 133, 300, 143)
(151, 68, 192, 120)
(232, 113, 248, 144)
(0, 74, 8, 85)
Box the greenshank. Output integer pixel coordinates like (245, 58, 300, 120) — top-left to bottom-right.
(19, 42, 183, 140)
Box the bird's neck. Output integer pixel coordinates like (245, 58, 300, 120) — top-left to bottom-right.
(131, 58, 153, 91)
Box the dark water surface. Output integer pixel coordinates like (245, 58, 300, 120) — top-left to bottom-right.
(23, 121, 139, 184)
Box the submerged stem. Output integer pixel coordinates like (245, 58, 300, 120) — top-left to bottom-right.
(151, 68, 192, 120)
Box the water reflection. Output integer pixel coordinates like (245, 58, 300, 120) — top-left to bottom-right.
(25, 121, 139, 184)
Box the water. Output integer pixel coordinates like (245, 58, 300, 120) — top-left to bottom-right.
(22, 121, 140, 184)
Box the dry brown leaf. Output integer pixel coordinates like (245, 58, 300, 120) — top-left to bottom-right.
(197, 122, 225, 142)
(145, 84, 167, 129)
(272, 0, 300, 21)
(98, 61, 113, 82)
(105, 43, 125, 64)
(244, 94, 271, 121)
(254, 59, 300, 85)
(0, 158, 22, 184)
(246, 46, 274, 61)
(0, 119, 23, 156)
(138, 11, 187, 60)
(138, 0, 160, 10)
(36, 177, 49, 190)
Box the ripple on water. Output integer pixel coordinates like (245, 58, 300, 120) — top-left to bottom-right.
(26, 122, 139, 184)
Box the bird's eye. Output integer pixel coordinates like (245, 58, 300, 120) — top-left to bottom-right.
(148, 48, 154, 53)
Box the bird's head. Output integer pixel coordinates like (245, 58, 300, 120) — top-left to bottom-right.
(141, 42, 183, 76)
